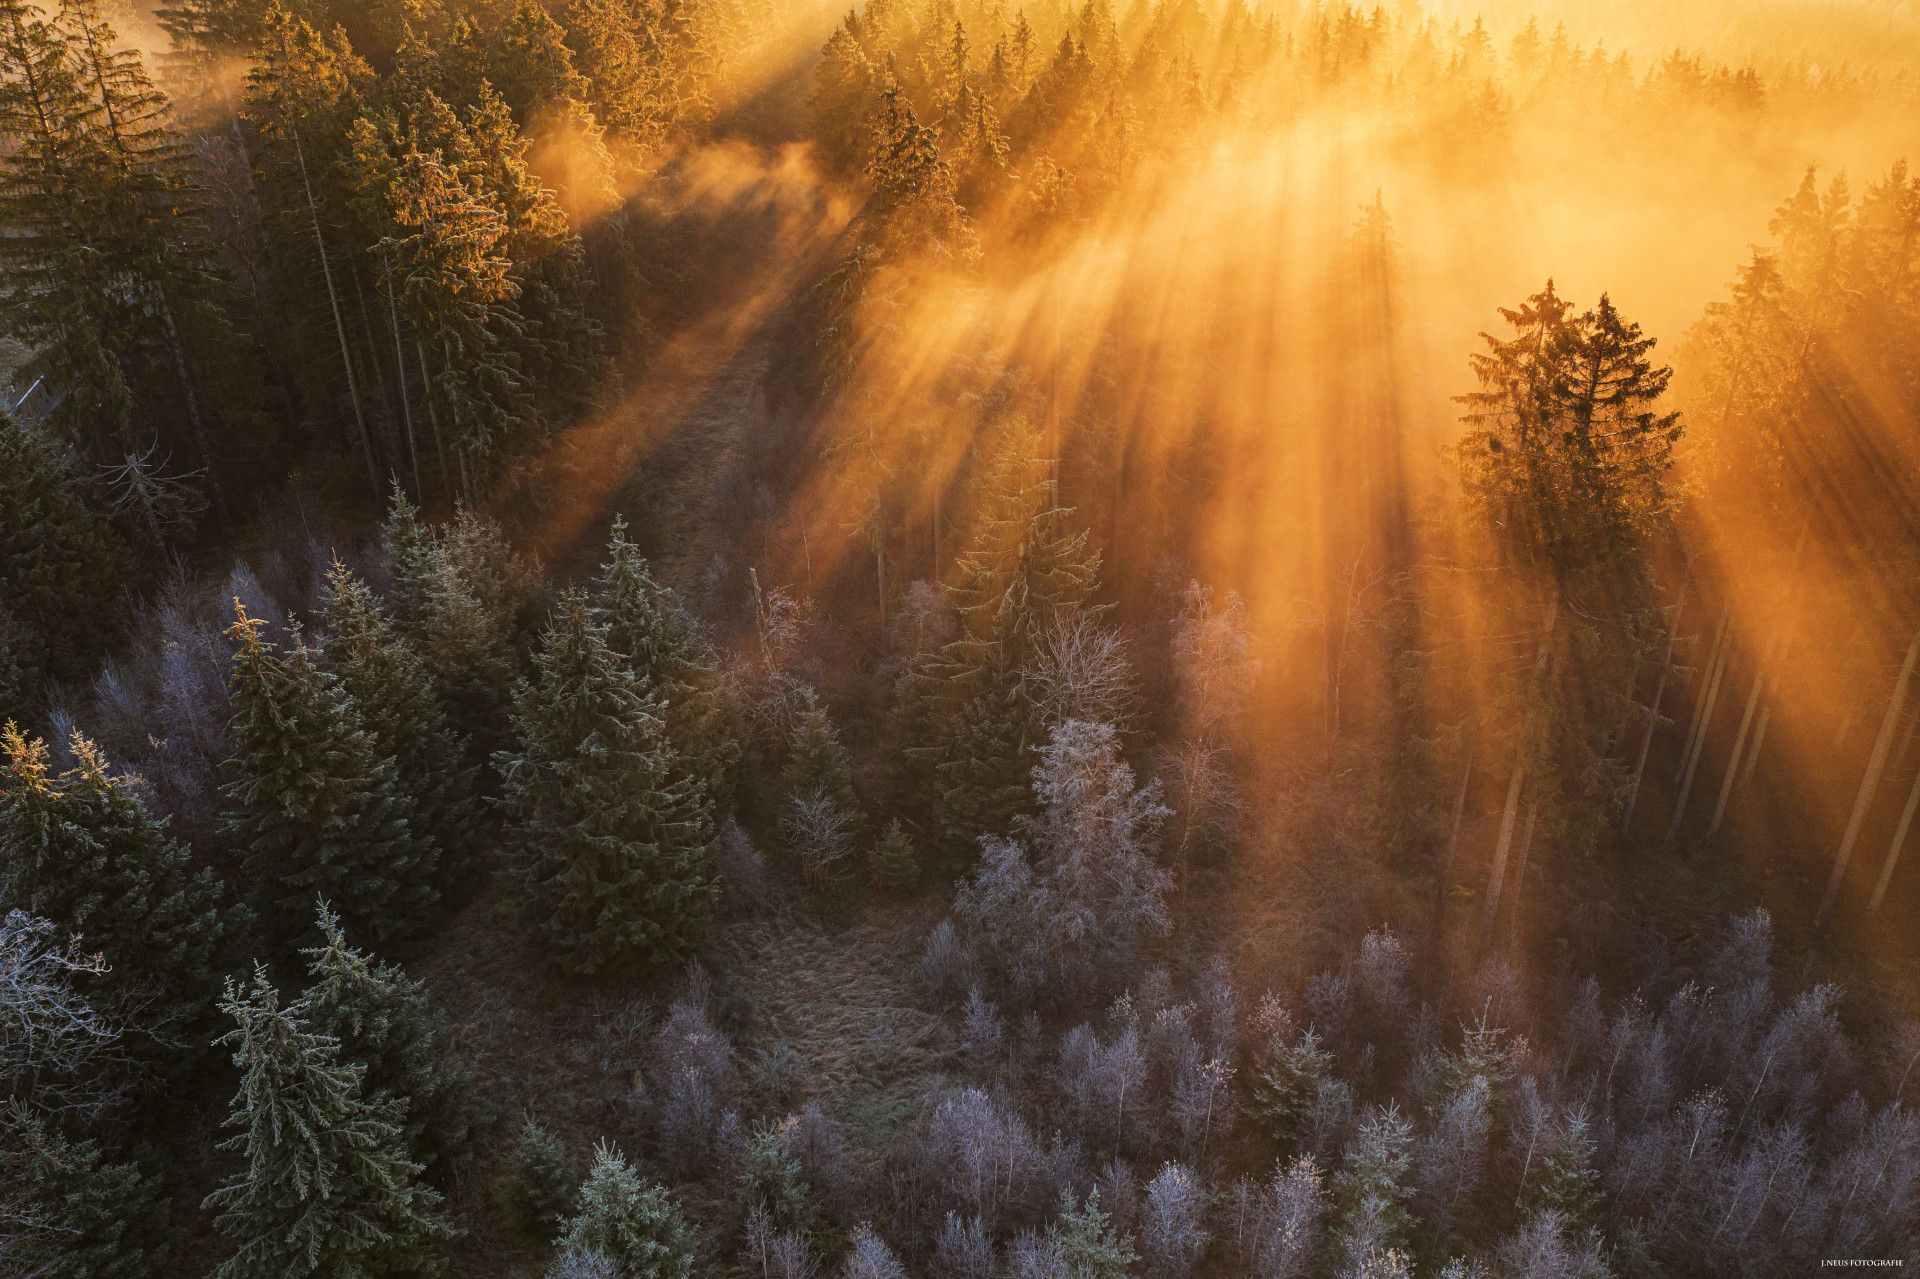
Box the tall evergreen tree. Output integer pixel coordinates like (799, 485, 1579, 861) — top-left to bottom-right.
(318, 556, 481, 879)
(0, 1104, 175, 1279)
(914, 421, 1104, 852)
(588, 516, 738, 814)
(302, 902, 477, 1188)
(222, 603, 439, 950)
(0, 410, 128, 716)
(0, 723, 234, 1032)
(495, 591, 715, 976)
(204, 968, 454, 1279)
(550, 1141, 697, 1279)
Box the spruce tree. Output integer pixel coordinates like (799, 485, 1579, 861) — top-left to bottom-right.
(0, 723, 233, 1032)
(379, 489, 523, 751)
(916, 422, 1103, 853)
(319, 556, 481, 878)
(588, 516, 738, 814)
(495, 591, 715, 976)
(0, 410, 128, 714)
(204, 968, 454, 1279)
(222, 603, 439, 950)
(781, 694, 861, 828)
(302, 902, 477, 1188)
(0, 1105, 175, 1279)
(869, 817, 919, 892)
(550, 1141, 696, 1279)
(508, 1114, 577, 1235)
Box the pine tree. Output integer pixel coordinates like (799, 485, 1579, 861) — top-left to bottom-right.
(781, 694, 861, 821)
(222, 603, 439, 950)
(0, 723, 233, 1032)
(319, 556, 481, 876)
(495, 591, 715, 976)
(0, 410, 128, 715)
(302, 902, 477, 1188)
(379, 488, 524, 748)
(507, 1114, 577, 1235)
(0, 1105, 175, 1279)
(587, 516, 738, 813)
(60, 0, 237, 507)
(204, 968, 454, 1279)
(869, 817, 919, 892)
(0, 0, 135, 454)
(551, 1142, 697, 1279)
(917, 422, 1104, 853)
(1455, 283, 1681, 589)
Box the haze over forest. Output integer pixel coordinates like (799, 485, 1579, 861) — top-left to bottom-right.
(3, 0, 1920, 1276)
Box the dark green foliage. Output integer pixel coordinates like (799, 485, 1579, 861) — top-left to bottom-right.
(319, 556, 481, 879)
(0, 412, 129, 714)
(1521, 1112, 1601, 1229)
(914, 422, 1104, 854)
(734, 1122, 822, 1246)
(869, 817, 919, 892)
(1249, 1026, 1335, 1153)
(0, 0, 237, 492)
(551, 1141, 696, 1279)
(221, 603, 439, 951)
(781, 694, 860, 823)
(0, 1104, 175, 1279)
(302, 903, 478, 1188)
(507, 1114, 577, 1236)
(381, 490, 526, 750)
(205, 968, 454, 1279)
(1041, 1189, 1138, 1279)
(0, 723, 234, 1033)
(588, 516, 739, 814)
(495, 591, 715, 976)
(1455, 283, 1681, 589)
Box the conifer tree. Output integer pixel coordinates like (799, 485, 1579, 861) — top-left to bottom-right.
(916, 422, 1104, 852)
(302, 902, 477, 1188)
(0, 410, 128, 714)
(588, 516, 738, 812)
(781, 694, 861, 826)
(379, 489, 524, 747)
(495, 591, 716, 976)
(0, 1104, 175, 1279)
(508, 1114, 577, 1235)
(59, 0, 236, 506)
(0, 723, 234, 1032)
(222, 603, 439, 950)
(319, 556, 481, 875)
(550, 1141, 697, 1279)
(204, 968, 454, 1279)
(869, 817, 919, 892)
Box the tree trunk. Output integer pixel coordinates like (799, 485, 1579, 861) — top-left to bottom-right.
(295, 127, 376, 492)
(388, 281, 422, 497)
(1622, 605, 1682, 834)
(1818, 630, 1920, 926)
(1867, 763, 1920, 912)
(151, 282, 228, 521)
(1483, 599, 1558, 940)
(1675, 609, 1731, 783)
(416, 339, 453, 499)
(1668, 614, 1734, 842)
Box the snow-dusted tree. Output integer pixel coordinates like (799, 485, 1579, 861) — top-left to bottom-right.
(934, 1210, 996, 1279)
(0, 723, 233, 1035)
(1331, 1104, 1414, 1272)
(1228, 1155, 1324, 1279)
(842, 1224, 907, 1279)
(645, 996, 739, 1176)
(204, 969, 453, 1279)
(1491, 1209, 1612, 1279)
(780, 788, 858, 885)
(953, 719, 1171, 1004)
(1140, 1162, 1210, 1277)
(0, 911, 125, 1119)
(550, 1141, 695, 1279)
(913, 1086, 1050, 1232)
(1029, 613, 1138, 732)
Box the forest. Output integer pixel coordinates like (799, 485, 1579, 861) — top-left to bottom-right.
(3, 0, 1920, 1275)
